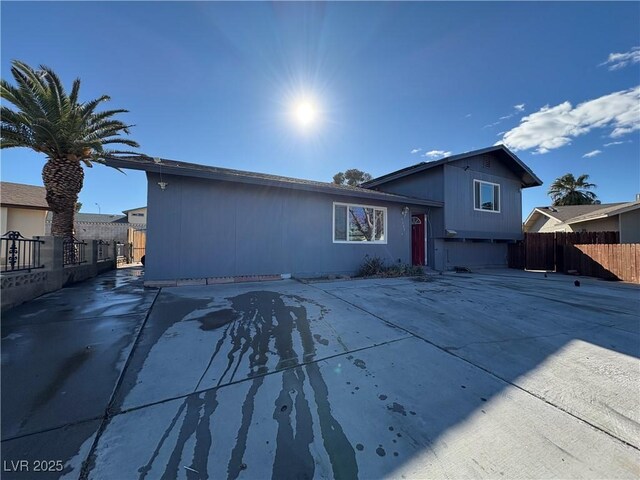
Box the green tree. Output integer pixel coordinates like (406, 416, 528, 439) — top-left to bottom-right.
(548, 173, 598, 206)
(75, 202, 82, 212)
(332, 168, 373, 187)
(1, 60, 140, 238)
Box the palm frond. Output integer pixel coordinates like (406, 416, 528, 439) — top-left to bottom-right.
(1, 59, 142, 160)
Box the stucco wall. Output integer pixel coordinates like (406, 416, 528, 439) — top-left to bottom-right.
(528, 214, 566, 233)
(145, 173, 415, 281)
(1, 207, 7, 234)
(126, 208, 147, 224)
(620, 209, 640, 243)
(568, 216, 619, 233)
(5, 208, 47, 238)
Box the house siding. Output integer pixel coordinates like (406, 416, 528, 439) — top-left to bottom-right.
(145, 173, 414, 281)
(433, 239, 508, 271)
(620, 209, 640, 243)
(442, 157, 523, 240)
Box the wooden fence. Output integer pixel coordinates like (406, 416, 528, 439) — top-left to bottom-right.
(508, 231, 620, 271)
(127, 228, 146, 263)
(563, 244, 639, 283)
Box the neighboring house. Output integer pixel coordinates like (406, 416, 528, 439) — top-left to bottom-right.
(523, 200, 640, 243)
(106, 145, 542, 282)
(123, 206, 147, 225)
(45, 212, 141, 243)
(0, 182, 49, 238)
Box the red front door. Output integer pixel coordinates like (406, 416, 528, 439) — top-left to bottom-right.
(411, 214, 425, 266)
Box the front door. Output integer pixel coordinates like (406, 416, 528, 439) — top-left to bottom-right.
(411, 214, 425, 266)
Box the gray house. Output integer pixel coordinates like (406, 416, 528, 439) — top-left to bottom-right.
(107, 145, 541, 284)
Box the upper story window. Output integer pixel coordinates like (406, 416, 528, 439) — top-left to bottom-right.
(474, 180, 500, 213)
(333, 202, 387, 243)
(131, 213, 144, 217)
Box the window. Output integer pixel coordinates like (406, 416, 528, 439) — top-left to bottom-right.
(132, 213, 144, 217)
(333, 203, 387, 243)
(474, 180, 500, 213)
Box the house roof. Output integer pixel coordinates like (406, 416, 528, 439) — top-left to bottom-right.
(122, 206, 147, 213)
(565, 200, 640, 225)
(0, 182, 49, 210)
(523, 201, 639, 230)
(104, 156, 444, 207)
(45, 212, 128, 223)
(361, 145, 543, 189)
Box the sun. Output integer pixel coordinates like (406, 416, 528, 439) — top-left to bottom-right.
(292, 98, 319, 129)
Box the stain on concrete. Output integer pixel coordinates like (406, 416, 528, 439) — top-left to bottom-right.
(313, 333, 330, 346)
(133, 291, 357, 480)
(378, 394, 387, 401)
(21, 348, 93, 428)
(376, 446, 386, 457)
(353, 359, 367, 369)
(387, 402, 407, 416)
(196, 308, 239, 331)
(356, 443, 364, 451)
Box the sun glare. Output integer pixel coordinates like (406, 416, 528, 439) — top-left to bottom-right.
(293, 99, 319, 129)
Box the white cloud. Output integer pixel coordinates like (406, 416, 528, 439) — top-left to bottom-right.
(498, 86, 640, 154)
(603, 140, 625, 147)
(583, 150, 602, 158)
(423, 150, 452, 159)
(600, 46, 640, 71)
(485, 104, 526, 127)
(465, 113, 472, 118)
(410, 148, 421, 154)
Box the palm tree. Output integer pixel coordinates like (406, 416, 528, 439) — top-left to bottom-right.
(1, 60, 140, 238)
(548, 173, 598, 206)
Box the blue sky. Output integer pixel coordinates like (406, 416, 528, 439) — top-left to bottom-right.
(2, 2, 639, 218)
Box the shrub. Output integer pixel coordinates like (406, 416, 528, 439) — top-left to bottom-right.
(356, 255, 424, 278)
(357, 254, 386, 276)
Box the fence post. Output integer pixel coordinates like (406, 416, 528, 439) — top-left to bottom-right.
(40, 236, 63, 271)
(87, 240, 98, 266)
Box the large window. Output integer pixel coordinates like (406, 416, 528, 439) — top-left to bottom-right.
(333, 203, 387, 243)
(474, 180, 500, 213)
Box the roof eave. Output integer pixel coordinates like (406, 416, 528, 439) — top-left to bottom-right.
(362, 145, 543, 189)
(0, 203, 49, 211)
(106, 158, 443, 208)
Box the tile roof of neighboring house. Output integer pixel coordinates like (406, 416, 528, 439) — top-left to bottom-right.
(104, 156, 444, 207)
(362, 145, 543, 189)
(524, 201, 640, 230)
(0, 182, 49, 209)
(45, 212, 128, 223)
(565, 200, 640, 224)
(532, 204, 626, 223)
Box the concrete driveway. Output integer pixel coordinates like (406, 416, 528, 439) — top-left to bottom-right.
(1, 268, 638, 479)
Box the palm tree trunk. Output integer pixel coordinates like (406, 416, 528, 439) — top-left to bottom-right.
(42, 157, 84, 238)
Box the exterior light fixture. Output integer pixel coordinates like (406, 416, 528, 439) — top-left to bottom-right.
(158, 181, 168, 190)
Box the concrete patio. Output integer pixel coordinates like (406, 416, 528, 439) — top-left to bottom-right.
(1, 267, 639, 479)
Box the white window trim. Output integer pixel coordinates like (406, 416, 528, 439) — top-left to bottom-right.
(473, 179, 501, 213)
(333, 202, 388, 244)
